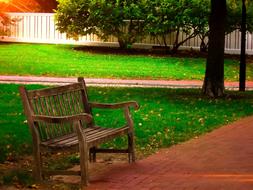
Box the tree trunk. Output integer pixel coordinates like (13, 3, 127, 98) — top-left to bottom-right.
(200, 37, 208, 53)
(171, 28, 180, 54)
(118, 39, 128, 49)
(239, 0, 246, 91)
(202, 0, 226, 97)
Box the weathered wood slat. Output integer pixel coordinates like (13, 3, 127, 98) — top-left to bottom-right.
(86, 128, 122, 141)
(55, 95, 64, 115)
(33, 98, 46, 140)
(49, 96, 57, 116)
(42, 127, 102, 147)
(41, 127, 100, 145)
(87, 127, 129, 148)
(41, 133, 76, 145)
(57, 93, 73, 135)
(58, 94, 67, 115)
(39, 97, 48, 115)
(73, 91, 80, 111)
(58, 95, 73, 137)
(45, 96, 53, 116)
(41, 126, 129, 149)
(75, 91, 84, 113)
(45, 136, 78, 148)
(70, 91, 79, 114)
(28, 83, 83, 98)
(90, 101, 139, 110)
(39, 97, 52, 139)
(90, 149, 129, 153)
(51, 95, 64, 136)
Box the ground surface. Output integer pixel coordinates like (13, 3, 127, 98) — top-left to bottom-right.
(0, 77, 253, 189)
(1, 116, 253, 190)
(0, 46, 253, 189)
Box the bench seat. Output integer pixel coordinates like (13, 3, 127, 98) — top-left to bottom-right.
(41, 126, 129, 149)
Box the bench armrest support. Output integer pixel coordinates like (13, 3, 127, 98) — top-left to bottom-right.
(32, 113, 93, 124)
(89, 101, 139, 110)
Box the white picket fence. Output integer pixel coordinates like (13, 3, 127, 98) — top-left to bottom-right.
(1, 12, 253, 54)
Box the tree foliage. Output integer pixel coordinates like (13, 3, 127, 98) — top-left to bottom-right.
(227, 0, 253, 33)
(55, 0, 253, 51)
(0, 12, 9, 37)
(55, 0, 94, 40)
(90, 0, 148, 49)
(144, 0, 179, 48)
(0, 11, 16, 37)
(55, 0, 210, 50)
(56, 0, 147, 49)
(144, 0, 210, 52)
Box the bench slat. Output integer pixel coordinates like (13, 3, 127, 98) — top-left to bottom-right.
(28, 83, 83, 98)
(41, 126, 129, 149)
(87, 127, 129, 148)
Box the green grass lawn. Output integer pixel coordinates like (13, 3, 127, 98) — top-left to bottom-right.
(1, 84, 253, 162)
(0, 43, 252, 81)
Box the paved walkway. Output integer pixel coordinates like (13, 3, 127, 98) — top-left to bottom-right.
(1, 75, 253, 90)
(57, 116, 253, 190)
(90, 116, 253, 189)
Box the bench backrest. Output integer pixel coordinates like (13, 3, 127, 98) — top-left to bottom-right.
(20, 77, 92, 141)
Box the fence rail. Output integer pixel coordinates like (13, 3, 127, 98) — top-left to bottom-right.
(1, 12, 253, 54)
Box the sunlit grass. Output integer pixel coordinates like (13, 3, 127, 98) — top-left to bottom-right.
(0, 43, 252, 81)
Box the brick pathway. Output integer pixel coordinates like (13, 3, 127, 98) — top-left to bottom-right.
(82, 116, 253, 190)
(0, 75, 253, 90)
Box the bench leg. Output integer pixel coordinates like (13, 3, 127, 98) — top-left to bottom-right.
(79, 142, 89, 187)
(89, 147, 97, 162)
(128, 132, 135, 163)
(33, 144, 43, 181)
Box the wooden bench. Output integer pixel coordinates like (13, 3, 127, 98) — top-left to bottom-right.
(19, 77, 139, 188)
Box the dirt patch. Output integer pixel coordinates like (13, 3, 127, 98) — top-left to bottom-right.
(0, 152, 130, 190)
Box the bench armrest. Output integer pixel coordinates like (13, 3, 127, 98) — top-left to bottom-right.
(89, 101, 139, 110)
(32, 113, 93, 124)
(90, 101, 139, 131)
